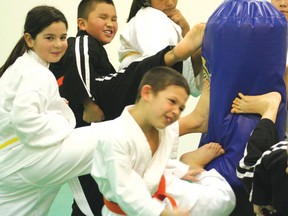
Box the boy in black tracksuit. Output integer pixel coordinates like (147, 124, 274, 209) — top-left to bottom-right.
(50, 0, 205, 215)
(53, 31, 181, 125)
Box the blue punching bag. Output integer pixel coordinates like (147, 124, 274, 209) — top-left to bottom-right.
(200, 0, 287, 189)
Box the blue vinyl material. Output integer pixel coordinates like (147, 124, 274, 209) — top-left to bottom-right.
(199, 0, 287, 188)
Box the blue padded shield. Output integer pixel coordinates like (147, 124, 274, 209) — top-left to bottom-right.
(199, 0, 287, 188)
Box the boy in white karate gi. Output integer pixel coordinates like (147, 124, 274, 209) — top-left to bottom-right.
(91, 66, 236, 216)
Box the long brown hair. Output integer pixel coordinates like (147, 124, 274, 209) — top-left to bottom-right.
(127, 0, 150, 22)
(0, 5, 68, 77)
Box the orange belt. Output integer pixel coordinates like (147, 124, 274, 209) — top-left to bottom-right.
(104, 175, 177, 215)
(57, 76, 64, 87)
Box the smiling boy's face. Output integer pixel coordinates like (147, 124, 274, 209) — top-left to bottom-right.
(78, 2, 118, 45)
(144, 85, 188, 129)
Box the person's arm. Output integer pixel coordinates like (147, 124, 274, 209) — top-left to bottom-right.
(251, 146, 287, 215)
(62, 36, 111, 123)
(82, 97, 105, 123)
(61, 37, 92, 107)
(253, 204, 277, 216)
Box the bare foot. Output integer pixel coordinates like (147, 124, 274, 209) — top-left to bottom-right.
(180, 142, 225, 169)
(231, 92, 281, 123)
(174, 23, 206, 61)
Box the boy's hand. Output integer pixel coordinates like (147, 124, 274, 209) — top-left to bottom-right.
(83, 97, 105, 123)
(167, 9, 190, 37)
(160, 207, 189, 216)
(62, 98, 69, 104)
(253, 204, 277, 216)
(181, 167, 205, 182)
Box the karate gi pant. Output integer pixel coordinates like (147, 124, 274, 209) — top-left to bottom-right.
(0, 126, 98, 216)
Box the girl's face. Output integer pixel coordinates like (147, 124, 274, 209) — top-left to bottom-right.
(148, 85, 188, 129)
(271, 0, 288, 20)
(79, 3, 118, 45)
(25, 21, 67, 63)
(150, 0, 178, 15)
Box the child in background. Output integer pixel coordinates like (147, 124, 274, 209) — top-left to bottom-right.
(91, 66, 235, 216)
(50, 0, 206, 215)
(0, 6, 98, 215)
(118, 0, 203, 96)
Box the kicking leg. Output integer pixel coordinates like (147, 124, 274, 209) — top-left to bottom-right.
(179, 79, 210, 135)
(191, 78, 210, 132)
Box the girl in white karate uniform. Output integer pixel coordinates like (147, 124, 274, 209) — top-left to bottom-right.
(0, 6, 101, 216)
(0, 5, 210, 215)
(91, 67, 236, 216)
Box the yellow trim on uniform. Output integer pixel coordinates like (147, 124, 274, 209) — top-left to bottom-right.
(119, 51, 140, 62)
(201, 56, 211, 81)
(0, 137, 19, 150)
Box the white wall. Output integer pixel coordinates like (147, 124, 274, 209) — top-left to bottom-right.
(0, 0, 223, 68)
(0, 0, 224, 156)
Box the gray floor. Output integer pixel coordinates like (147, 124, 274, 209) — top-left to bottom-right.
(48, 184, 73, 216)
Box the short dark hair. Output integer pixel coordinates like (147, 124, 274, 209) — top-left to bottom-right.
(136, 66, 190, 102)
(78, 0, 114, 19)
